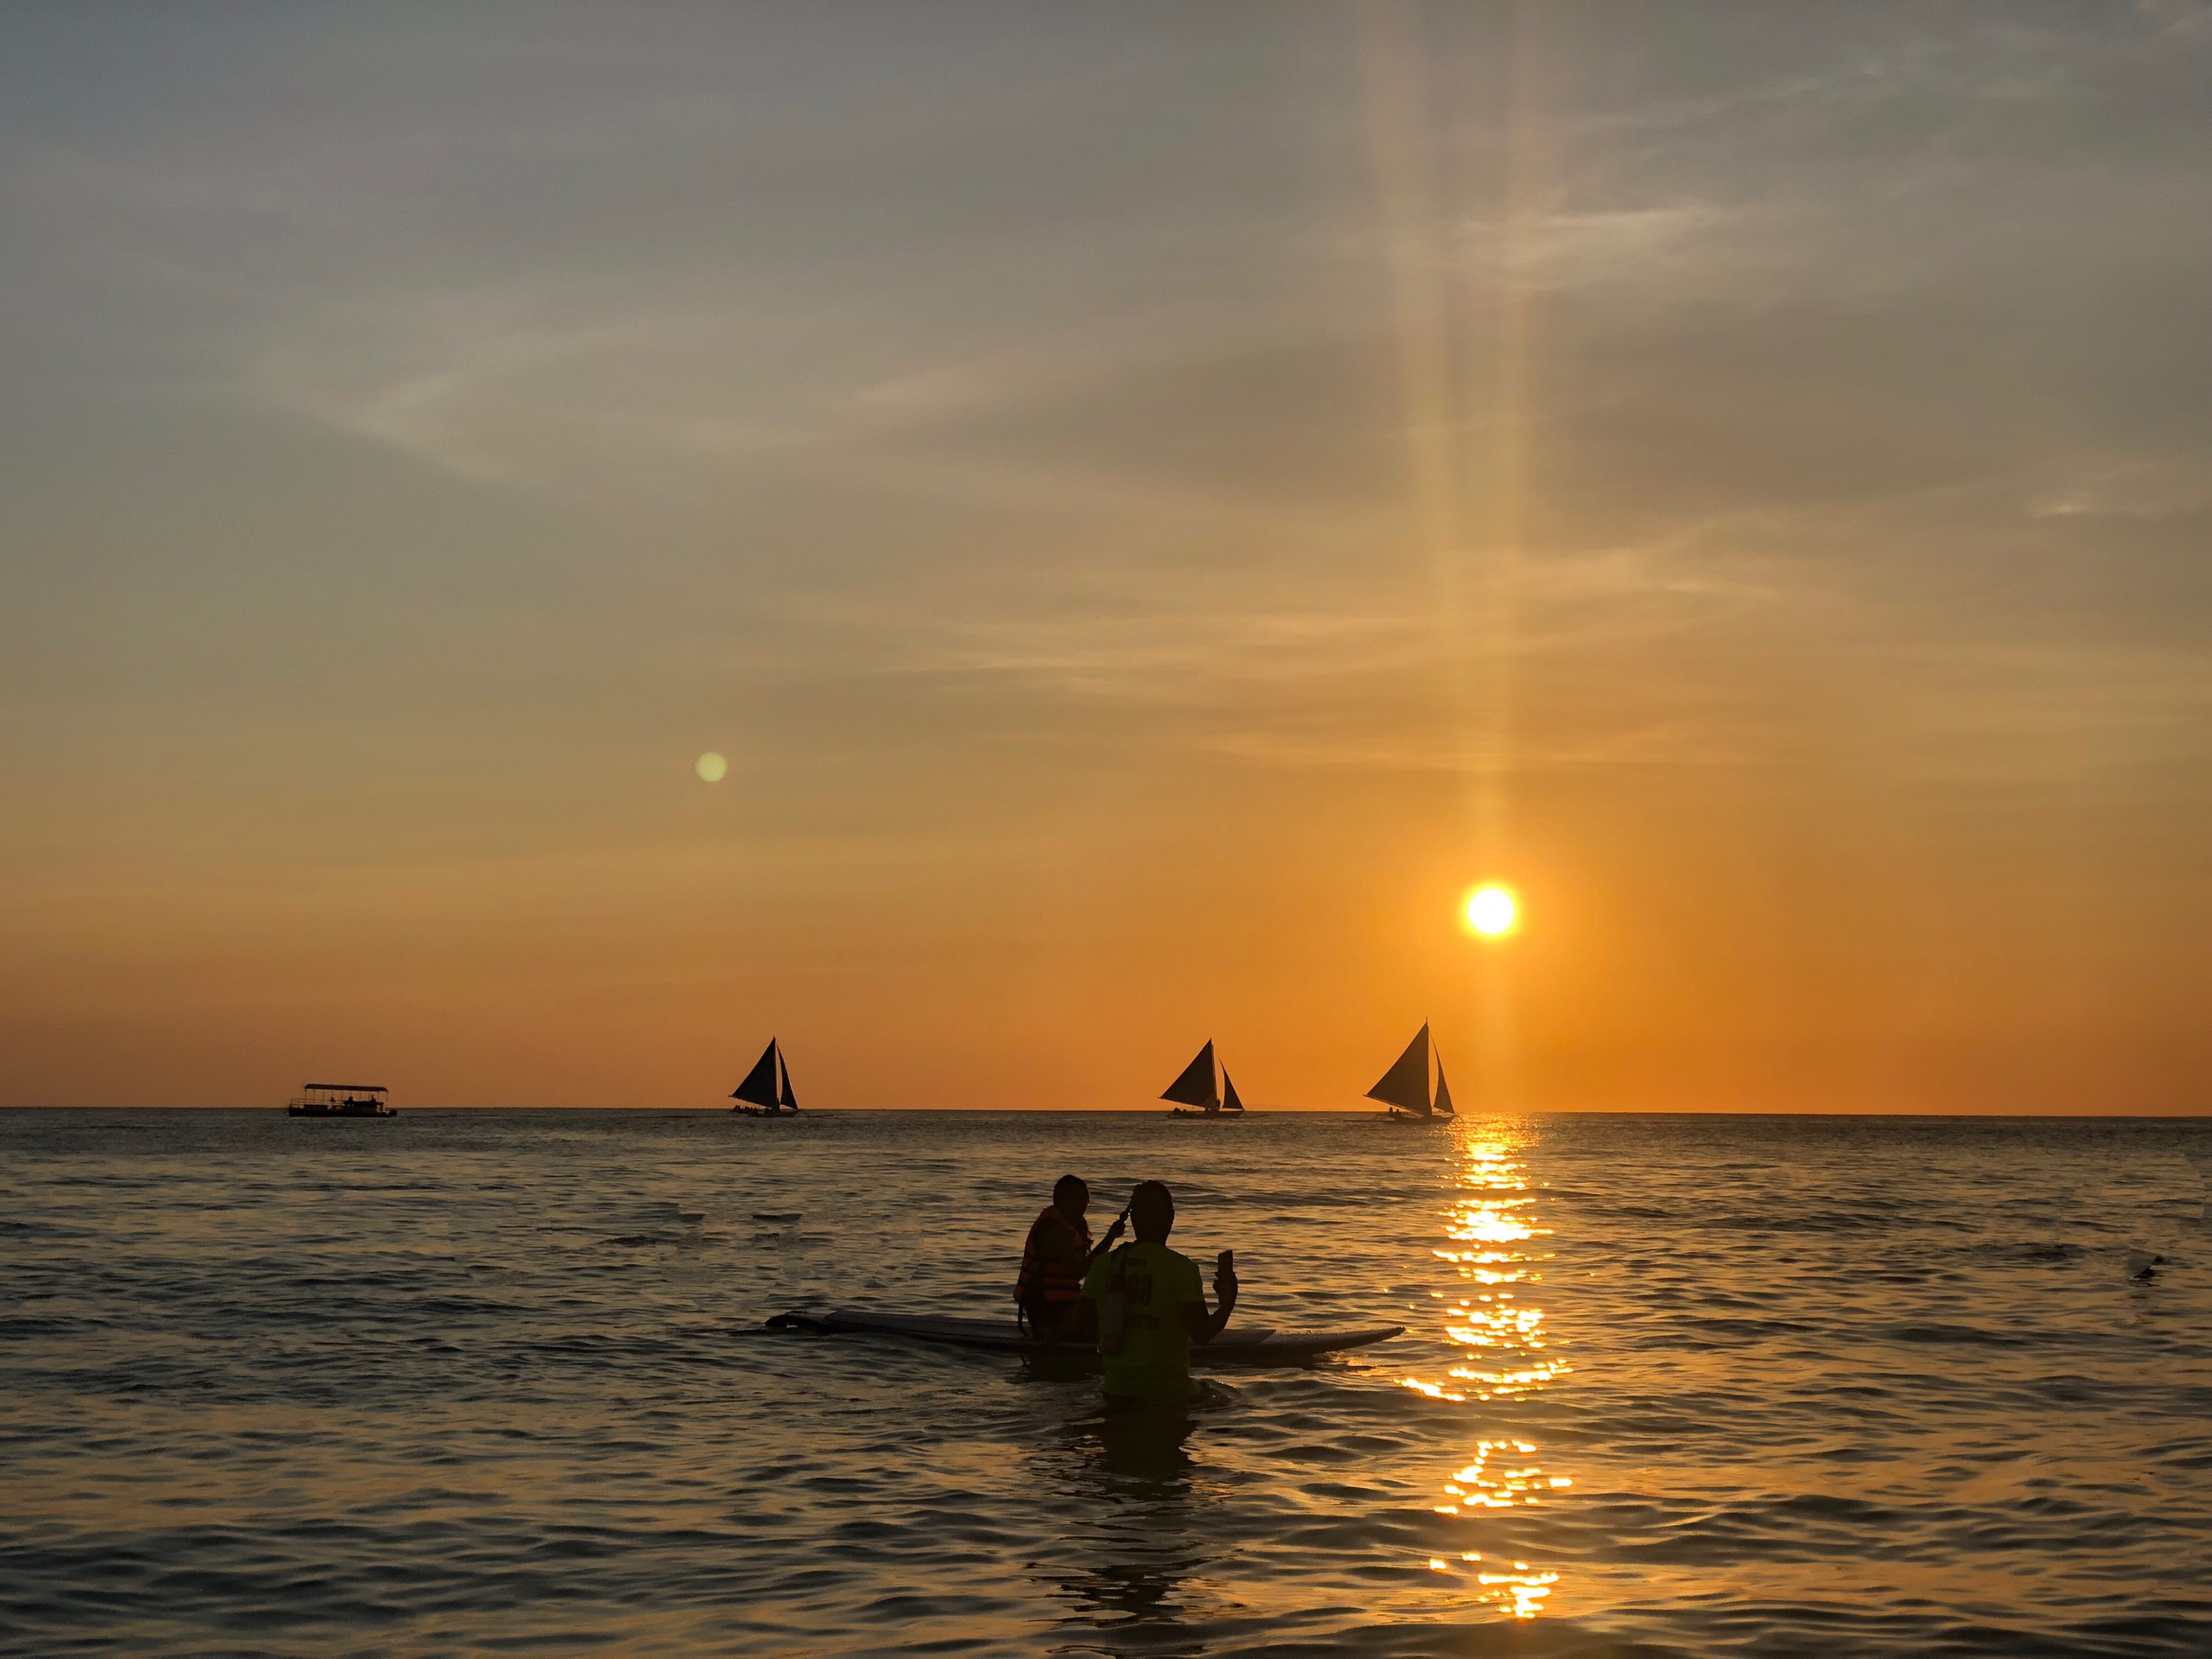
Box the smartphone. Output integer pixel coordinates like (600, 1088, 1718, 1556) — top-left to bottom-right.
(1217, 1249, 1234, 1274)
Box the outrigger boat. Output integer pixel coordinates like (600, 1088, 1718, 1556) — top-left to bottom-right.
(730, 1038, 800, 1116)
(285, 1084, 396, 1118)
(1367, 1023, 1454, 1122)
(1160, 1039, 1247, 1118)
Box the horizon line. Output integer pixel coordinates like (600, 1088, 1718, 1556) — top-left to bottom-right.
(4, 1104, 2207, 1121)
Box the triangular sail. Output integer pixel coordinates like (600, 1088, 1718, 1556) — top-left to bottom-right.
(778, 1048, 798, 1112)
(1161, 1040, 1218, 1109)
(1366, 1024, 1432, 1115)
(1432, 1059, 1454, 1117)
(1221, 1069, 1246, 1112)
(732, 1039, 781, 1108)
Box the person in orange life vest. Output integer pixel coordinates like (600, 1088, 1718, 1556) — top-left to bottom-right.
(1017, 1174, 1127, 1339)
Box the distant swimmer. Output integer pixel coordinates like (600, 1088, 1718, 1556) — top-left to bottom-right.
(1083, 1179, 1238, 1408)
(1017, 1175, 1127, 1340)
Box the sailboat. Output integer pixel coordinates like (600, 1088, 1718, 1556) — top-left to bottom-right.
(1367, 1023, 1456, 1122)
(1161, 1039, 1249, 1119)
(730, 1038, 800, 1116)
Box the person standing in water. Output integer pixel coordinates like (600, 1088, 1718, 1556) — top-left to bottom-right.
(1017, 1174, 1126, 1338)
(1083, 1180, 1238, 1407)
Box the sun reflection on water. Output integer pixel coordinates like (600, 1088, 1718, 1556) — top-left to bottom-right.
(1402, 1121, 1569, 1618)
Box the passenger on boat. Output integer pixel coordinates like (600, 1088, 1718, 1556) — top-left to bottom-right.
(1017, 1175, 1125, 1340)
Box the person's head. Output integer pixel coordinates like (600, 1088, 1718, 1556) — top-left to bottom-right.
(1052, 1174, 1089, 1217)
(1128, 1180, 1174, 1243)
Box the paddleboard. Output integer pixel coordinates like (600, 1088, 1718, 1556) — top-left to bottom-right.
(766, 1309, 1402, 1366)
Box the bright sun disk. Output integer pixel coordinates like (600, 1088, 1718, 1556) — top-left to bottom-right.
(1465, 885, 1517, 937)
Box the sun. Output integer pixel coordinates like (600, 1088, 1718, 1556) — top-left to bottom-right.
(695, 752, 728, 783)
(1463, 884, 1518, 938)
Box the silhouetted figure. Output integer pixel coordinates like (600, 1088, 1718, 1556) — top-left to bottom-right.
(1083, 1180, 1237, 1406)
(1018, 1175, 1126, 1340)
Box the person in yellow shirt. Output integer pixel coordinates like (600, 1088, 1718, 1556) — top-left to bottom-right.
(1080, 1180, 1237, 1407)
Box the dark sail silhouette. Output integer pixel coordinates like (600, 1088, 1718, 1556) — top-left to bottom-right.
(1161, 1040, 1219, 1109)
(1367, 1024, 1433, 1116)
(732, 1039, 797, 1116)
(1162, 1039, 1249, 1117)
(1432, 1060, 1455, 1117)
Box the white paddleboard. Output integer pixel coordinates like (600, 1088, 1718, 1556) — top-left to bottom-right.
(767, 1309, 1402, 1365)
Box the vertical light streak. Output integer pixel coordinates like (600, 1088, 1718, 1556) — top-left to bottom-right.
(1472, 0, 1550, 836)
(1357, 1, 1464, 639)
(1468, 4, 1552, 1107)
(1360, 4, 1554, 1109)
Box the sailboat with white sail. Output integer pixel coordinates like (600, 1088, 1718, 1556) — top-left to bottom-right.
(730, 1038, 801, 1116)
(1366, 1023, 1455, 1122)
(1160, 1039, 1249, 1119)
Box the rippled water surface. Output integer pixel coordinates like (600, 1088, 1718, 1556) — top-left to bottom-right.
(3, 1109, 2209, 1658)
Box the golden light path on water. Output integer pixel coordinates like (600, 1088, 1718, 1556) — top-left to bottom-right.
(1403, 1120, 1570, 1619)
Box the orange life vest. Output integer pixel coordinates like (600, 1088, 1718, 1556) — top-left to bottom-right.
(1015, 1205, 1090, 1311)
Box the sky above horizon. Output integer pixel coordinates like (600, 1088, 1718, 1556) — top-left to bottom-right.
(4, 3, 2209, 1112)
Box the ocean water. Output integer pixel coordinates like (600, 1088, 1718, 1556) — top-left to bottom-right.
(3, 1109, 2208, 1659)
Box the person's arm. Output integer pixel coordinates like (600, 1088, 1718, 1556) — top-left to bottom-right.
(1084, 1209, 1129, 1269)
(1179, 1257, 1238, 1345)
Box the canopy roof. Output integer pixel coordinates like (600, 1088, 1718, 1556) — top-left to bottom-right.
(302, 1083, 388, 1093)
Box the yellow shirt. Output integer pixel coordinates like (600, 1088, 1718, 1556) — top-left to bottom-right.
(1083, 1242, 1203, 1405)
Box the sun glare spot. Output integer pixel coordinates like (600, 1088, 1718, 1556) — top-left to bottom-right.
(1463, 884, 1518, 937)
(695, 752, 728, 783)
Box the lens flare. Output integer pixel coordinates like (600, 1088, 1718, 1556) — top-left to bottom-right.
(1464, 885, 1517, 937)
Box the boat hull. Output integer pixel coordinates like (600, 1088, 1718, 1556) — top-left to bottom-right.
(766, 1309, 1402, 1366)
(286, 1104, 396, 1117)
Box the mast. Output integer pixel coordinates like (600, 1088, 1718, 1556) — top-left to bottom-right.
(1161, 1040, 1219, 1110)
(731, 1039, 781, 1109)
(1366, 1024, 1433, 1116)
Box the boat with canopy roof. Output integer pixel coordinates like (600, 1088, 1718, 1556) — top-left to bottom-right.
(285, 1084, 396, 1118)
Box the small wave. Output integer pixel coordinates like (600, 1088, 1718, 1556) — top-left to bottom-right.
(1878, 1321, 2031, 1349)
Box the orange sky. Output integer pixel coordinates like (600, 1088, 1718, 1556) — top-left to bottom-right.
(3, 5, 2208, 1111)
